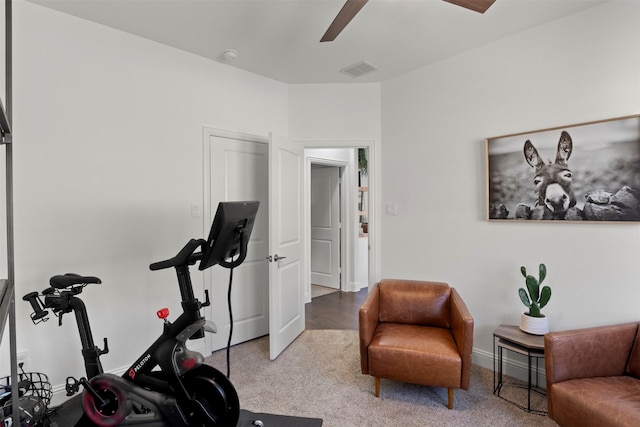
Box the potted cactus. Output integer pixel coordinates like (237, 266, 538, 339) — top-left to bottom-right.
(518, 263, 551, 335)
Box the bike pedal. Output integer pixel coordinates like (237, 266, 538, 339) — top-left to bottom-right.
(65, 376, 80, 396)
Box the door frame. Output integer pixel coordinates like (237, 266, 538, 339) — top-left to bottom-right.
(202, 127, 269, 354)
(309, 161, 347, 292)
(301, 139, 379, 297)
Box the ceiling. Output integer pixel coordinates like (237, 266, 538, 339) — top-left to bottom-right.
(28, 0, 606, 84)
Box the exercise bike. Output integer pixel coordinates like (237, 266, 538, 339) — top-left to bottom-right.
(23, 201, 259, 427)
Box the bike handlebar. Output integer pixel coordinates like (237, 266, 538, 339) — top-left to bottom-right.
(218, 229, 248, 269)
(149, 239, 206, 271)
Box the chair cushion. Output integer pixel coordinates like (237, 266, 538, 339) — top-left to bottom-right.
(378, 280, 451, 328)
(368, 323, 462, 389)
(625, 327, 640, 379)
(549, 376, 640, 427)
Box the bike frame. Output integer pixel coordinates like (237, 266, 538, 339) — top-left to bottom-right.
(24, 202, 256, 426)
(123, 258, 213, 405)
(41, 290, 107, 380)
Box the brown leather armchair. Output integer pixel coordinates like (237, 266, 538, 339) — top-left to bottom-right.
(359, 279, 474, 409)
(545, 322, 640, 427)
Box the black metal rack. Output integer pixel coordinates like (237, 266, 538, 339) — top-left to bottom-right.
(0, 0, 17, 421)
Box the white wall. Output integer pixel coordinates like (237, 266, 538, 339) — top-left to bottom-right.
(381, 0, 640, 368)
(2, 0, 288, 391)
(289, 83, 381, 140)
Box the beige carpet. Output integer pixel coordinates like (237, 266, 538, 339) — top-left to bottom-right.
(205, 330, 555, 427)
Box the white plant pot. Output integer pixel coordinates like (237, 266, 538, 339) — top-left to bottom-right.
(519, 313, 549, 335)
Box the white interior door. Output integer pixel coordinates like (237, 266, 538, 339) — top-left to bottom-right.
(310, 166, 341, 289)
(268, 132, 304, 360)
(208, 135, 269, 351)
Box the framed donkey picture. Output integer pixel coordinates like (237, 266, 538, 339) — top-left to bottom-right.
(486, 114, 640, 222)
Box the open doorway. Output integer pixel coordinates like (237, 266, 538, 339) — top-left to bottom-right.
(304, 147, 371, 303)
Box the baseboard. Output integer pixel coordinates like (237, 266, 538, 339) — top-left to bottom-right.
(473, 347, 547, 387)
(347, 281, 360, 292)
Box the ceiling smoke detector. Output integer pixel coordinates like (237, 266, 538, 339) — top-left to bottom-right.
(340, 61, 377, 78)
(222, 49, 239, 61)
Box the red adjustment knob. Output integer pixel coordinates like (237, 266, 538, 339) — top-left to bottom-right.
(157, 308, 170, 319)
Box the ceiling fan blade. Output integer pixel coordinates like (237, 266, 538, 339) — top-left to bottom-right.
(320, 0, 369, 42)
(443, 0, 496, 14)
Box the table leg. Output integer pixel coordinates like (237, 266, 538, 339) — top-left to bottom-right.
(493, 335, 496, 393)
(527, 352, 532, 412)
(498, 345, 504, 395)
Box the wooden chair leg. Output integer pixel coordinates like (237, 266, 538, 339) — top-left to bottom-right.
(374, 377, 380, 397)
(448, 388, 454, 409)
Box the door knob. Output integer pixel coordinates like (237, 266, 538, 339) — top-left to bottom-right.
(265, 256, 272, 262)
(273, 254, 287, 262)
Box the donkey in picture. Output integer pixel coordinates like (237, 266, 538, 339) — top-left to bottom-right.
(518, 131, 577, 220)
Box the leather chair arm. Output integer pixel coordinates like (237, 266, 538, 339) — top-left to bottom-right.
(544, 322, 638, 388)
(450, 288, 474, 389)
(359, 283, 380, 374)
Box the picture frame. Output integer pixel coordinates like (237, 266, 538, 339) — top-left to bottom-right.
(486, 114, 640, 222)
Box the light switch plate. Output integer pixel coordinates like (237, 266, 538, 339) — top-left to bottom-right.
(385, 203, 397, 215)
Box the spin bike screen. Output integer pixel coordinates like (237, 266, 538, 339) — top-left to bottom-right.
(199, 201, 259, 271)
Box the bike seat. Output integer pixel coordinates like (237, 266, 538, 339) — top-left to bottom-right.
(50, 273, 101, 289)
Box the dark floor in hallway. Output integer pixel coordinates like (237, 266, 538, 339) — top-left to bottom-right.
(305, 287, 368, 330)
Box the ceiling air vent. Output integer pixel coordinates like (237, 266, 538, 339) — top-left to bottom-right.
(340, 60, 377, 78)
